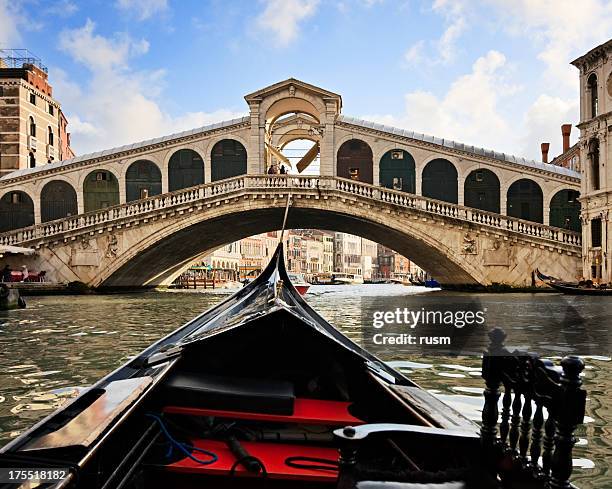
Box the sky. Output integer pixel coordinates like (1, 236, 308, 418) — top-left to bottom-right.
(1, 0, 611, 161)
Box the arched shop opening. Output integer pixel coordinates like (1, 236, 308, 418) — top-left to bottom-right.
(506, 179, 543, 223)
(126, 160, 162, 202)
(464, 169, 500, 213)
(379, 149, 416, 193)
(336, 139, 373, 184)
(422, 159, 458, 204)
(41, 180, 78, 222)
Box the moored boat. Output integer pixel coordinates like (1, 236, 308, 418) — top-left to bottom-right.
(536, 269, 612, 296)
(0, 283, 26, 310)
(0, 244, 588, 489)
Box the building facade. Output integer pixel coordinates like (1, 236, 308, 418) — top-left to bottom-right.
(334, 232, 362, 276)
(361, 238, 378, 281)
(0, 50, 74, 178)
(572, 39, 612, 282)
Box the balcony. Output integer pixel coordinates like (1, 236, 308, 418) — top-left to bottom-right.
(27, 136, 37, 151)
(46, 144, 56, 160)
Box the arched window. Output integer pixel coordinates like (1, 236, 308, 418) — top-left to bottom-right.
(41, 180, 78, 222)
(549, 189, 581, 232)
(422, 159, 458, 204)
(464, 169, 500, 213)
(588, 73, 598, 118)
(168, 149, 204, 191)
(211, 140, 247, 182)
(29, 152, 36, 168)
(29, 116, 36, 137)
(83, 170, 120, 212)
(48, 127, 54, 146)
(126, 160, 162, 202)
(506, 179, 543, 223)
(588, 139, 600, 191)
(379, 149, 416, 193)
(336, 139, 373, 184)
(0, 191, 35, 232)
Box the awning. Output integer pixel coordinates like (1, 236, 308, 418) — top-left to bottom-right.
(0, 245, 36, 257)
(296, 142, 320, 173)
(265, 142, 291, 167)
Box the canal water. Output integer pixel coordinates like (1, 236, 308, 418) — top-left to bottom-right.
(0, 285, 609, 488)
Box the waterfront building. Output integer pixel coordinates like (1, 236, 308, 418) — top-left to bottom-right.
(286, 232, 306, 274)
(0, 49, 75, 177)
(334, 232, 362, 276)
(204, 242, 241, 274)
(549, 124, 581, 172)
(240, 235, 264, 278)
(305, 237, 324, 279)
(361, 238, 378, 281)
(320, 231, 334, 273)
(571, 39, 612, 282)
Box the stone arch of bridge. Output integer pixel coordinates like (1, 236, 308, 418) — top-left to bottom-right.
(95, 198, 484, 288)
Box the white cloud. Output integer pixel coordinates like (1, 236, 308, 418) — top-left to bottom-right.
(44, 0, 78, 17)
(0, 0, 22, 46)
(256, 0, 320, 46)
(432, 0, 467, 63)
(404, 40, 424, 63)
(520, 94, 578, 159)
(486, 0, 612, 90)
(405, 0, 468, 66)
(54, 22, 245, 155)
(366, 51, 523, 155)
(115, 0, 168, 20)
(59, 19, 149, 71)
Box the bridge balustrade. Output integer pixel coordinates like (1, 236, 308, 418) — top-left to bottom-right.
(0, 175, 581, 250)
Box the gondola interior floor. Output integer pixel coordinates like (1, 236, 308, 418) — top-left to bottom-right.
(161, 438, 339, 481)
(150, 398, 364, 483)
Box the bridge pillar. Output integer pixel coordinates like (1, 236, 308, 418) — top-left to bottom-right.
(161, 162, 169, 193)
(33, 195, 41, 225)
(248, 103, 263, 174)
(119, 180, 127, 205)
(457, 175, 465, 206)
(319, 101, 337, 177)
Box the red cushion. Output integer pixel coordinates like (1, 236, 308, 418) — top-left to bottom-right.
(163, 398, 362, 426)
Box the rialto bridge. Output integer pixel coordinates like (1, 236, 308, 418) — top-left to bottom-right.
(0, 79, 582, 287)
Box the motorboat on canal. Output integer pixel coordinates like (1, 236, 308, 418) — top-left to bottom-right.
(536, 269, 612, 296)
(287, 273, 310, 295)
(0, 238, 588, 488)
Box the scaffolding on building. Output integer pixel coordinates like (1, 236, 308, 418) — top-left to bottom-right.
(0, 49, 48, 73)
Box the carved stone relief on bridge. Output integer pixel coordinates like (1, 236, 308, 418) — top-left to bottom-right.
(105, 234, 120, 258)
(483, 238, 511, 267)
(70, 237, 100, 267)
(460, 232, 478, 255)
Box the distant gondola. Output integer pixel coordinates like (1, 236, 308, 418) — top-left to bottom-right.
(536, 269, 612, 296)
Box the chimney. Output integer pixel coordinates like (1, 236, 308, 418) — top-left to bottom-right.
(561, 124, 571, 152)
(541, 142, 550, 163)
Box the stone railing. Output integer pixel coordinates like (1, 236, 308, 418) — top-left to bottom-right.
(0, 175, 582, 249)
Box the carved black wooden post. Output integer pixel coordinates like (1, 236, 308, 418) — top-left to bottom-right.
(550, 356, 586, 489)
(530, 401, 544, 471)
(481, 328, 507, 448)
(542, 414, 556, 477)
(519, 356, 533, 460)
(499, 387, 512, 446)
